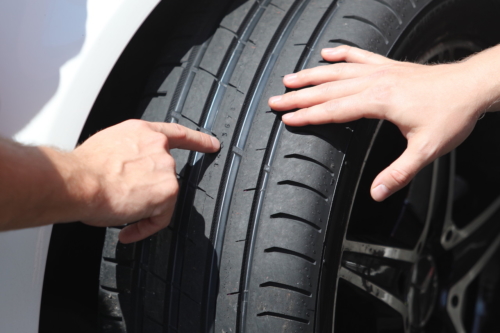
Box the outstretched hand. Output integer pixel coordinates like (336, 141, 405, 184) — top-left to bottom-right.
(72, 120, 220, 243)
(269, 45, 500, 201)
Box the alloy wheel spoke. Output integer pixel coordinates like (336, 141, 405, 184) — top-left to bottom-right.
(343, 239, 417, 263)
(441, 150, 500, 250)
(446, 233, 500, 333)
(338, 267, 410, 333)
(442, 195, 500, 250)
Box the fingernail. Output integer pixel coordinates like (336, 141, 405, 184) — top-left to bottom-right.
(284, 73, 297, 83)
(371, 184, 391, 202)
(282, 113, 294, 121)
(211, 136, 220, 150)
(269, 95, 282, 104)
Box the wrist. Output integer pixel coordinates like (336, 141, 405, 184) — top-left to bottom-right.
(41, 147, 101, 224)
(461, 45, 500, 115)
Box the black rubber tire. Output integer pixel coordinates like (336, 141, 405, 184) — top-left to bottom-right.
(97, 0, 500, 332)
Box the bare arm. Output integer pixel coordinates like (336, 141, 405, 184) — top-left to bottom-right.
(0, 120, 220, 243)
(269, 45, 500, 201)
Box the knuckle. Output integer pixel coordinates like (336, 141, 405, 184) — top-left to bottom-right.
(164, 179, 180, 199)
(296, 69, 309, 81)
(285, 91, 299, 104)
(331, 63, 345, 77)
(151, 132, 168, 146)
(156, 153, 176, 170)
(170, 123, 187, 140)
(321, 82, 337, 95)
(389, 168, 412, 187)
(339, 45, 352, 54)
(165, 155, 177, 170)
(367, 82, 394, 106)
(124, 119, 147, 130)
(324, 99, 339, 112)
(413, 140, 439, 162)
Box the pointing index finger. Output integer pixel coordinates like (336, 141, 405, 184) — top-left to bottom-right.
(150, 122, 220, 152)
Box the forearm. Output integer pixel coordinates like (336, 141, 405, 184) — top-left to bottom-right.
(0, 137, 96, 230)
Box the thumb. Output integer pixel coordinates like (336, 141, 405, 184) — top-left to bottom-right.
(119, 215, 170, 244)
(370, 141, 434, 201)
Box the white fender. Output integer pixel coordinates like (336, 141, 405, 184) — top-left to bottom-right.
(0, 0, 159, 331)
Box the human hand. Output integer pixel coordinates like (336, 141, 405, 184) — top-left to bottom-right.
(72, 120, 220, 243)
(269, 46, 500, 202)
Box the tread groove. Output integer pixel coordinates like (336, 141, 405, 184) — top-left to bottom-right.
(284, 153, 334, 174)
(100, 285, 121, 293)
(102, 257, 133, 265)
(343, 15, 389, 44)
(373, 0, 403, 24)
(259, 281, 312, 296)
(270, 212, 321, 231)
(328, 39, 361, 48)
(264, 247, 316, 264)
(277, 180, 328, 200)
(256, 311, 309, 324)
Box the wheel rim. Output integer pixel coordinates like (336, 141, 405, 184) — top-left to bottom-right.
(332, 40, 500, 333)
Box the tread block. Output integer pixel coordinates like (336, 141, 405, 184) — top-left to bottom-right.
(178, 293, 202, 333)
(180, 234, 211, 302)
(228, 39, 258, 94)
(98, 287, 131, 319)
(101, 319, 127, 333)
(278, 133, 339, 173)
(102, 228, 136, 262)
(220, 0, 256, 33)
(147, 227, 173, 279)
(200, 27, 237, 76)
(139, 96, 170, 122)
(188, 188, 217, 241)
(144, 273, 166, 324)
(156, 41, 193, 65)
(274, 158, 334, 198)
(170, 148, 191, 177)
(143, 317, 163, 333)
(182, 70, 216, 124)
(100, 260, 133, 291)
(144, 66, 184, 95)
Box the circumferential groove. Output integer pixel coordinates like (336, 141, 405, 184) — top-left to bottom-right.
(260, 281, 312, 296)
(277, 180, 328, 200)
(264, 247, 316, 264)
(270, 212, 321, 231)
(256, 311, 310, 324)
(284, 153, 334, 174)
(343, 15, 389, 44)
(373, 0, 403, 24)
(328, 39, 361, 48)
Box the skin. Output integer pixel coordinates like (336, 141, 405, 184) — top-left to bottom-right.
(0, 120, 220, 243)
(269, 45, 500, 202)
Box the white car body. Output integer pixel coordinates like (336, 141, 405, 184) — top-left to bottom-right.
(0, 0, 159, 331)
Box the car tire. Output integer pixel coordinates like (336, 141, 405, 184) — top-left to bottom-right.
(98, 0, 500, 332)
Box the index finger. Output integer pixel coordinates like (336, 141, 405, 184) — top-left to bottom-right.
(321, 45, 394, 65)
(150, 122, 220, 152)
